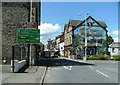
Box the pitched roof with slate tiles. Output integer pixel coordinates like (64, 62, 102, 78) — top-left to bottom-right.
(109, 42, 120, 48)
(98, 21, 107, 28)
(69, 20, 82, 27)
(64, 16, 107, 33)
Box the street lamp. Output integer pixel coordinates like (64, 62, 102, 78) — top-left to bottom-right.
(79, 12, 89, 61)
(85, 12, 89, 61)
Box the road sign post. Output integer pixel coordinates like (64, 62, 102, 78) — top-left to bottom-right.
(17, 29, 40, 66)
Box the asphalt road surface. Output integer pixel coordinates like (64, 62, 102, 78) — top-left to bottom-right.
(43, 58, 119, 84)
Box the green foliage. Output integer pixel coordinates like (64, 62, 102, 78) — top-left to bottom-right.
(97, 39, 106, 55)
(97, 54, 108, 60)
(88, 57, 100, 60)
(103, 54, 109, 59)
(108, 36, 114, 45)
(89, 55, 94, 58)
(110, 57, 114, 60)
(97, 54, 103, 59)
(73, 46, 77, 55)
(112, 55, 120, 60)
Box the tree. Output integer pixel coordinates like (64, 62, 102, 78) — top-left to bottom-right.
(108, 35, 114, 45)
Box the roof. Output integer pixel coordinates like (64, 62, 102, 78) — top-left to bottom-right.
(98, 21, 107, 28)
(64, 16, 107, 33)
(56, 35, 61, 39)
(69, 20, 82, 27)
(109, 42, 120, 48)
(64, 24, 68, 31)
(72, 16, 107, 32)
(69, 18, 107, 28)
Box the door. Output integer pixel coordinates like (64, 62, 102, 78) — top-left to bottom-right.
(87, 48, 95, 56)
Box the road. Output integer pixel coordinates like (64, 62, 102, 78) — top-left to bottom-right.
(43, 58, 119, 84)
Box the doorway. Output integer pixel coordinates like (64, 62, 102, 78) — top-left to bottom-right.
(87, 48, 95, 56)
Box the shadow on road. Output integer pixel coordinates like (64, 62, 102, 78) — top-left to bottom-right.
(35, 58, 94, 67)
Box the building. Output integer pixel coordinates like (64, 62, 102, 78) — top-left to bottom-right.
(38, 42, 44, 59)
(51, 39, 56, 57)
(108, 42, 120, 56)
(55, 35, 61, 56)
(2, 2, 41, 64)
(64, 16, 108, 59)
(47, 39, 52, 51)
(64, 20, 82, 58)
(59, 32, 64, 57)
(44, 44, 48, 51)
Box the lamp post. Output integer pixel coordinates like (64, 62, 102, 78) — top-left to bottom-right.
(79, 12, 89, 61)
(84, 12, 89, 61)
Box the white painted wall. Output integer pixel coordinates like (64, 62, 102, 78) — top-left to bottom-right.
(11, 60, 26, 72)
(59, 42, 64, 56)
(108, 48, 120, 56)
(44, 45, 48, 51)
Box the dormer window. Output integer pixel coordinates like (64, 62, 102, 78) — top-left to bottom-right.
(67, 28, 69, 33)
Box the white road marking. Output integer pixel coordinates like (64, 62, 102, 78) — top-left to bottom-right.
(96, 70, 109, 78)
(88, 65, 109, 78)
(63, 66, 72, 71)
(88, 65, 93, 69)
(69, 66, 72, 70)
(63, 66, 69, 70)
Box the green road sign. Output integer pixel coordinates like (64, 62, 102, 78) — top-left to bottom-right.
(17, 29, 40, 44)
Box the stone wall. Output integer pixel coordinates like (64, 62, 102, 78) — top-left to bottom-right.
(0, 2, 2, 63)
(2, 2, 29, 64)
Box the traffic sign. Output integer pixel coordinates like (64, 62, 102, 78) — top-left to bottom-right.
(17, 29, 40, 44)
(24, 22, 37, 29)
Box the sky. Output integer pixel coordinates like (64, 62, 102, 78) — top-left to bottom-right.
(38, 2, 119, 44)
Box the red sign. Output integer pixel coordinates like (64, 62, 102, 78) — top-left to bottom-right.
(25, 22, 37, 29)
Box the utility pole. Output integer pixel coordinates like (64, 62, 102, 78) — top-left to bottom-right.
(29, 0, 32, 65)
(35, 2, 39, 64)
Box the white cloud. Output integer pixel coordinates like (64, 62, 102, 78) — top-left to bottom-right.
(111, 30, 120, 36)
(38, 23, 61, 36)
(38, 23, 61, 43)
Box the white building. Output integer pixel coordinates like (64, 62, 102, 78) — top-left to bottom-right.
(59, 42, 64, 56)
(44, 44, 48, 51)
(108, 42, 120, 56)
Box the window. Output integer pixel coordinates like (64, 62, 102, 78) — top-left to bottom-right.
(70, 37, 71, 44)
(112, 48, 115, 53)
(119, 48, 120, 52)
(67, 28, 69, 33)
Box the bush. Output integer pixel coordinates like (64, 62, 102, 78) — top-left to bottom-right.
(103, 54, 108, 60)
(89, 55, 94, 58)
(97, 54, 108, 60)
(112, 55, 120, 60)
(97, 54, 104, 60)
(110, 57, 114, 60)
(88, 57, 100, 60)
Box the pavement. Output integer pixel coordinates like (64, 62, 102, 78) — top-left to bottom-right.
(59, 57, 119, 63)
(1, 64, 47, 85)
